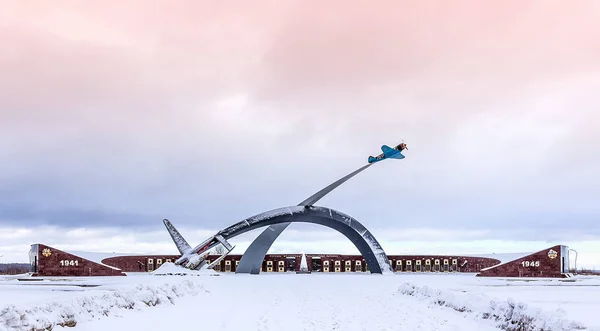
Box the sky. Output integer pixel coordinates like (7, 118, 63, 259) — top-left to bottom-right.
(1, 1, 599, 269)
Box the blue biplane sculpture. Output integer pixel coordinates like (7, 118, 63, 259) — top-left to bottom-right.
(368, 142, 408, 164)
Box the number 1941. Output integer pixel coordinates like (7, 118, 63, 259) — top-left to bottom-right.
(60, 260, 79, 267)
(521, 261, 540, 267)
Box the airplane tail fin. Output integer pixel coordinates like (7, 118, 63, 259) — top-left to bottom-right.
(163, 219, 192, 255)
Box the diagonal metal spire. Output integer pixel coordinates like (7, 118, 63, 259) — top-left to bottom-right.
(298, 163, 372, 206)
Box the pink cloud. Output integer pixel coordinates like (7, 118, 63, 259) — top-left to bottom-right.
(1, 0, 599, 176)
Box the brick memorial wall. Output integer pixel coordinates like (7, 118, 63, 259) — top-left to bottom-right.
(33, 244, 125, 277)
(477, 245, 567, 278)
(29, 243, 570, 278)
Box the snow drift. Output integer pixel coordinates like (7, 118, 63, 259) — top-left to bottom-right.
(397, 282, 588, 331)
(0, 280, 208, 331)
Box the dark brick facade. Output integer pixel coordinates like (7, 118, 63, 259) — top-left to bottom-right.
(97, 253, 500, 274)
(387, 255, 500, 273)
(476, 245, 568, 278)
(31, 244, 125, 277)
(102, 255, 180, 272)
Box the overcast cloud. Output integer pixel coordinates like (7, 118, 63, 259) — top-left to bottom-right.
(1, 1, 599, 267)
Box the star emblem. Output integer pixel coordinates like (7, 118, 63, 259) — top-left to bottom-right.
(547, 249, 557, 259)
(42, 248, 52, 257)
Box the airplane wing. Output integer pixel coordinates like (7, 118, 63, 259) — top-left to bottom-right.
(381, 145, 396, 156)
(369, 143, 407, 163)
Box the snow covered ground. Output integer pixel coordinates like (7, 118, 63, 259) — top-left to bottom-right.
(0, 268, 598, 331)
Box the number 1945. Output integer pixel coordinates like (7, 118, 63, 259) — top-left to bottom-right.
(521, 261, 540, 267)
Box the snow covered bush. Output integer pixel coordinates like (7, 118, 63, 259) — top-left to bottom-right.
(397, 283, 587, 331)
(0, 280, 209, 331)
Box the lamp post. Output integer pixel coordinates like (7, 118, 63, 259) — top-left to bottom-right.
(569, 249, 578, 272)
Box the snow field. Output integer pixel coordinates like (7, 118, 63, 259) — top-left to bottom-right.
(59, 274, 501, 331)
(0, 271, 598, 331)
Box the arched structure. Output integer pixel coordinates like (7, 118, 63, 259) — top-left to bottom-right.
(160, 159, 398, 275)
(235, 164, 378, 274)
(214, 205, 393, 274)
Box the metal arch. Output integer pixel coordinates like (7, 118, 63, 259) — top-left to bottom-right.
(218, 205, 393, 274)
(235, 164, 374, 274)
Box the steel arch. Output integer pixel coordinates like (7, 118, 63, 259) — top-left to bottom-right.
(215, 205, 393, 274)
